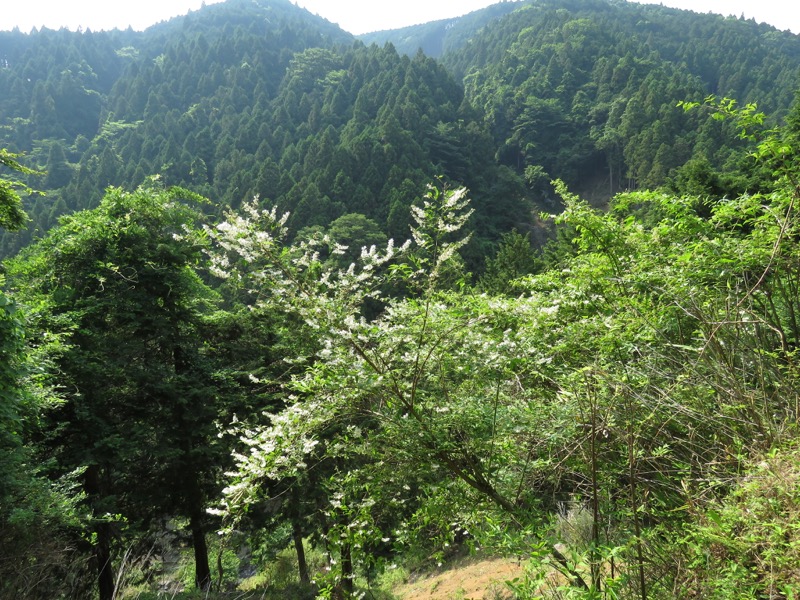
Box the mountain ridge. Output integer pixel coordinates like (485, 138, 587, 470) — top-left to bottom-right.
(1, 0, 798, 261)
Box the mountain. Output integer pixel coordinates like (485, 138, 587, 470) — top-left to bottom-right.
(3, 5, 800, 595)
(358, 1, 523, 59)
(0, 0, 351, 143)
(370, 0, 800, 198)
(1, 0, 799, 262)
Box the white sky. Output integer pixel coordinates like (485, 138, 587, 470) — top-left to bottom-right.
(0, 0, 798, 35)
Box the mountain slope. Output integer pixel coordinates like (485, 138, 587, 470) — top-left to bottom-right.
(440, 0, 800, 196)
(1, 0, 800, 261)
(357, 1, 523, 59)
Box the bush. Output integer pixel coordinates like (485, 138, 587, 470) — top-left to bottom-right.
(679, 441, 800, 598)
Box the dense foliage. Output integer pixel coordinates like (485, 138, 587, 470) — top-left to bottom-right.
(444, 0, 800, 196)
(359, 1, 523, 59)
(1, 138, 85, 599)
(2, 1, 800, 598)
(206, 147, 800, 598)
(2, 0, 799, 261)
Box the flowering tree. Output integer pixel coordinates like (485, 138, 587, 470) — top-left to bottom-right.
(207, 182, 564, 588)
(210, 165, 800, 598)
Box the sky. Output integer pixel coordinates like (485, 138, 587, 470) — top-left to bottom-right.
(1, 0, 798, 36)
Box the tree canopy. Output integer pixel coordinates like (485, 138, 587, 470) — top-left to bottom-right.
(2, 1, 800, 597)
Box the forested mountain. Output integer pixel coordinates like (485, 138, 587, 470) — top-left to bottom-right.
(442, 0, 800, 197)
(359, 1, 523, 59)
(1, 0, 799, 261)
(4, 1, 800, 599)
(0, 0, 357, 256)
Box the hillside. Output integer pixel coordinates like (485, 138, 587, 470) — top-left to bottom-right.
(358, 1, 523, 59)
(443, 0, 800, 197)
(3, 1, 800, 599)
(1, 0, 799, 261)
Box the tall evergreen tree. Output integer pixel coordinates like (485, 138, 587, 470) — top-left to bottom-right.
(7, 185, 224, 597)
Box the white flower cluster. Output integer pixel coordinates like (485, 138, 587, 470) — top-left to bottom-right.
(209, 182, 488, 537)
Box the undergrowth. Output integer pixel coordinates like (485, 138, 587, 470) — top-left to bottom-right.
(679, 440, 800, 599)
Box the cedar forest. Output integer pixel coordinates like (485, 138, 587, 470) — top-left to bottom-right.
(2, 0, 800, 598)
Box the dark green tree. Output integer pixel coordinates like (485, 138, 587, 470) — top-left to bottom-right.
(0, 149, 39, 231)
(478, 228, 540, 294)
(7, 185, 224, 598)
(327, 212, 388, 268)
(44, 140, 73, 189)
(1, 147, 84, 599)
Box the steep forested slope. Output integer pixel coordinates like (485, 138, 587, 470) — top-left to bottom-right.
(0, 0, 356, 255)
(439, 0, 800, 197)
(0, 0, 529, 263)
(99, 41, 524, 253)
(0, 27, 136, 145)
(358, 1, 523, 58)
(1, 0, 800, 263)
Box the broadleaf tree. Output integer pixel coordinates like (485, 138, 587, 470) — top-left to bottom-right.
(1, 147, 86, 599)
(210, 164, 800, 598)
(208, 181, 596, 591)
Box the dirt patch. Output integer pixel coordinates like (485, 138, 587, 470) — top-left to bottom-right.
(394, 557, 524, 600)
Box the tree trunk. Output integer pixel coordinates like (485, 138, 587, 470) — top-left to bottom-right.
(340, 543, 353, 597)
(293, 519, 309, 585)
(85, 465, 115, 600)
(172, 346, 212, 591)
(609, 155, 614, 196)
(95, 521, 115, 600)
(190, 512, 212, 591)
(433, 447, 589, 591)
(589, 386, 602, 592)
